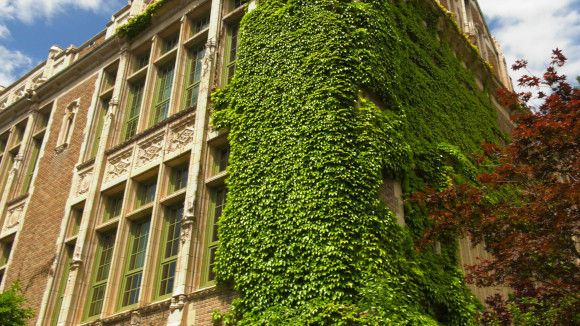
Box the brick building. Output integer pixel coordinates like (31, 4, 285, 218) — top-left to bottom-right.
(0, 0, 513, 325)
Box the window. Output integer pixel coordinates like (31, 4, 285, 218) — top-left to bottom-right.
(0, 136, 7, 155)
(171, 164, 188, 193)
(163, 33, 179, 53)
(0, 152, 15, 194)
(51, 244, 73, 326)
(104, 193, 124, 222)
(0, 240, 13, 266)
(225, 23, 239, 84)
(13, 122, 25, 146)
(85, 231, 116, 319)
(136, 177, 157, 208)
(103, 70, 117, 91)
(89, 99, 108, 158)
(21, 138, 41, 194)
(214, 145, 230, 175)
(68, 205, 84, 238)
(183, 46, 205, 110)
(38, 105, 52, 130)
(231, 0, 244, 11)
(0, 239, 13, 285)
(156, 205, 183, 298)
(152, 62, 175, 125)
(204, 187, 227, 284)
(120, 219, 150, 308)
(123, 80, 145, 140)
(0, 135, 7, 179)
(135, 52, 150, 72)
(192, 14, 210, 35)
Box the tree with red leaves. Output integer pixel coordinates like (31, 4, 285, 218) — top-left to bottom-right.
(411, 49, 579, 325)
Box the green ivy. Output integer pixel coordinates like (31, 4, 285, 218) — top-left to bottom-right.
(116, 0, 175, 39)
(211, 0, 504, 324)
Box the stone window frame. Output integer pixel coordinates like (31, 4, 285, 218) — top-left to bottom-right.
(50, 243, 74, 326)
(154, 203, 183, 300)
(83, 229, 117, 321)
(201, 134, 230, 287)
(182, 44, 206, 111)
(118, 21, 190, 143)
(122, 79, 146, 141)
(0, 235, 15, 286)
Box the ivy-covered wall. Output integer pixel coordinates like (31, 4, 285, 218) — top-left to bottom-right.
(212, 0, 504, 324)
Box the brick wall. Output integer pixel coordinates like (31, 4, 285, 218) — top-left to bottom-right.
(95, 289, 236, 326)
(5, 74, 98, 324)
(187, 289, 236, 326)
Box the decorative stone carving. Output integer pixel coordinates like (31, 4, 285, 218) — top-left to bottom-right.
(105, 150, 132, 183)
(5, 204, 24, 229)
(130, 310, 141, 326)
(77, 170, 92, 195)
(169, 294, 188, 312)
(137, 135, 164, 168)
(168, 123, 194, 153)
(203, 37, 217, 69)
(54, 143, 68, 155)
(25, 88, 39, 103)
(70, 259, 83, 271)
(107, 97, 119, 119)
(180, 219, 194, 244)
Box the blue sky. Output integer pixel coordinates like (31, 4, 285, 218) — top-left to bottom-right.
(0, 0, 125, 86)
(1, 0, 579, 92)
(478, 0, 580, 95)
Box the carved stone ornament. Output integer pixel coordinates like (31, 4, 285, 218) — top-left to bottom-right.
(202, 37, 217, 70)
(130, 310, 141, 326)
(137, 135, 164, 168)
(105, 150, 132, 183)
(54, 143, 68, 155)
(168, 124, 195, 153)
(70, 258, 83, 271)
(169, 294, 188, 312)
(5, 204, 24, 229)
(107, 97, 119, 119)
(180, 220, 193, 244)
(77, 170, 92, 195)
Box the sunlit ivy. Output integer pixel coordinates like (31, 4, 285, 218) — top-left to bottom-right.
(211, 0, 504, 324)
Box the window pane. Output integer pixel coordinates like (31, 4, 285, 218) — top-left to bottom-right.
(121, 220, 150, 307)
(122, 272, 143, 306)
(138, 179, 157, 207)
(217, 146, 230, 173)
(86, 231, 115, 318)
(159, 261, 177, 296)
(208, 247, 217, 281)
(192, 15, 210, 34)
(124, 81, 145, 140)
(226, 24, 239, 83)
(135, 52, 150, 71)
(153, 63, 175, 124)
(128, 220, 150, 270)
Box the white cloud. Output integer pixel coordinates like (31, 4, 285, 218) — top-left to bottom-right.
(478, 0, 580, 94)
(0, 0, 124, 86)
(0, 46, 33, 87)
(0, 0, 123, 24)
(0, 24, 10, 39)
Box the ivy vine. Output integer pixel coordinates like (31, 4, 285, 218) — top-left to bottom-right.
(211, 0, 504, 324)
(117, 0, 175, 39)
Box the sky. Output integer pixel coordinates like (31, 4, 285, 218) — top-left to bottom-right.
(0, 0, 579, 92)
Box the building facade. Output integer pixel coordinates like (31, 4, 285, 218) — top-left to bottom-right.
(0, 0, 513, 325)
